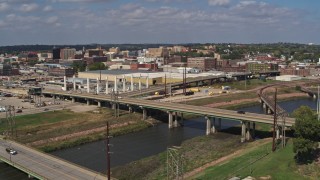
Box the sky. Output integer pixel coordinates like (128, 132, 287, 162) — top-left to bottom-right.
(0, 0, 319, 45)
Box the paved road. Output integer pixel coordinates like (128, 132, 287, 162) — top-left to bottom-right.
(0, 103, 75, 119)
(0, 139, 107, 180)
(43, 90, 295, 126)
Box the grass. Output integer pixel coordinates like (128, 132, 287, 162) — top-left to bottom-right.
(0, 108, 153, 151)
(38, 120, 150, 152)
(111, 133, 242, 180)
(0, 110, 78, 132)
(218, 79, 276, 90)
(192, 140, 310, 180)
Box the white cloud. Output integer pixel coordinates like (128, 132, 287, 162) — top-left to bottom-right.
(20, 3, 39, 12)
(43, 5, 53, 12)
(46, 16, 58, 24)
(52, 0, 110, 2)
(0, 2, 9, 11)
(0, 20, 6, 28)
(208, 0, 230, 6)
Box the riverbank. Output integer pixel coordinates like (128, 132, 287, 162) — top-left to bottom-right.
(207, 92, 310, 110)
(191, 139, 320, 179)
(111, 132, 243, 179)
(5, 107, 158, 152)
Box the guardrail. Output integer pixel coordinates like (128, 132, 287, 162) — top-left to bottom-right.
(0, 155, 45, 180)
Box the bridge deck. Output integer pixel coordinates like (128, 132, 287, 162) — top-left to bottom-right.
(44, 90, 295, 127)
(0, 139, 107, 180)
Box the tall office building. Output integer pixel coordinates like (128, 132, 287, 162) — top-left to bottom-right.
(60, 48, 76, 60)
(52, 47, 61, 60)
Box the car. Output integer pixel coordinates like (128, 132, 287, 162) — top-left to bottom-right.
(5, 148, 17, 155)
(237, 110, 245, 114)
(43, 108, 49, 111)
(16, 109, 22, 113)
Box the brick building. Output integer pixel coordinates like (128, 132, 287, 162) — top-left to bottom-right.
(280, 68, 310, 77)
(187, 57, 216, 71)
(48, 67, 74, 77)
(130, 63, 158, 71)
(246, 63, 278, 74)
(60, 48, 76, 60)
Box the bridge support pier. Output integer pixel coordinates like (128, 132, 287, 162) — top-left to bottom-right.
(174, 112, 179, 127)
(139, 74, 142, 90)
(146, 76, 149, 89)
(112, 103, 116, 110)
(128, 105, 133, 113)
(72, 97, 75, 103)
(63, 76, 67, 91)
(246, 122, 252, 141)
(142, 108, 147, 120)
(123, 75, 126, 92)
(131, 75, 134, 91)
(96, 78, 99, 94)
(86, 99, 90, 106)
(106, 77, 109, 95)
(276, 126, 280, 139)
(205, 116, 216, 135)
(212, 117, 216, 133)
(87, 78, 90, 93)
(97, 101, 101, 107)
(241, 121, 246, 143)
(73, 75, 76, 91)
(114, 76, 118, 92)
(168, 112, 173, 129)
(313, 94, 317, 99)
(206, 117, 211, 135)
(28, 174, 34, 179)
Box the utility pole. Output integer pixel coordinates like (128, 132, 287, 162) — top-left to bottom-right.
(183, 67, 186, 95)
(164, 74, 167, 97)
(272, 88, 277, 152)
(317, 86, 320, 121)
(111, 90, 119, 118)
(6, 105, 16, 137)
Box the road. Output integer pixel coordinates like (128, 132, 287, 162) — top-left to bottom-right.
(43, 90, 295, 126)
(0, 139, 107, 180)
(0, 102, 75, 119)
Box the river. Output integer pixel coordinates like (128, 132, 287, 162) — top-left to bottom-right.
(0, 97, 317, 179)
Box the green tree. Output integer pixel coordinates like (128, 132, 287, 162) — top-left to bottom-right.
(292, 106, 320, 162)
(88, 62, 107, 71)
(72, 61, 86, 73)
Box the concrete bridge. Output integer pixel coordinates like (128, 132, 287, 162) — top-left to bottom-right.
(43, 90, 295, 143)
(257, 89, 288, 116)
(300, 86, 318, 98)
(0, 139, 107, 180)
(67, 72, 252, 97)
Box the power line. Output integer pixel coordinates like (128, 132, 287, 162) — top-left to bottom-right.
(167, 146, 184, 180)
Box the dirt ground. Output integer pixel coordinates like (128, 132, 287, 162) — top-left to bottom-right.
(67, 104, 99, 113)
(204, 92, 309, 108)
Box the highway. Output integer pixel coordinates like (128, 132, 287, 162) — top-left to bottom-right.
(0, 139, 107, 180)
(121, 73, 251, 97)
(43, 90, 295, 127)
(0, 103, 74, 119)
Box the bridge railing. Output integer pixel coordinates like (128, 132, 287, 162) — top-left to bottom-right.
(0, 156, 45, 180)
(257, 87, 289, 117)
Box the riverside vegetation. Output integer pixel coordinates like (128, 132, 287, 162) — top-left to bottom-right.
(0, 108, 153, 152)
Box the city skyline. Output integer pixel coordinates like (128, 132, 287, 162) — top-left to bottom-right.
(0, 0, 319, 46)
